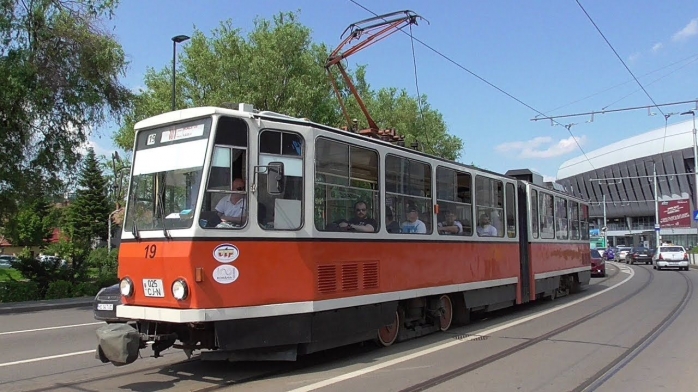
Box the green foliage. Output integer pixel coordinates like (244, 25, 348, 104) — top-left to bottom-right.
(73, 281, 99, 297)
(10, 248, 71, 297)
(0, 197, 58, 247)
(112, 10, 463, 161)
(45, 280, 73, 299)
(0, 0, 133, 221)
(0, 280, 40, 303)
(87, 247, 118, 278)
(95, 273, 119, 288)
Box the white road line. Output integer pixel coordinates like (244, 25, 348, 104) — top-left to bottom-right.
(0, 322, 103, 336)
(0, 350, 95, 368)
(288, 267, 636, 392)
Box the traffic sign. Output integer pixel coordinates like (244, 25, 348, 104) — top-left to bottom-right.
(693, 210, 698, 221)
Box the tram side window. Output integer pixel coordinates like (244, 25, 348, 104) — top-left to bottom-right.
(505, 183, 516, 238)
(258, 130, 304, 230)
(475, 175, 504, 237)
(436, 166, 472, 236)
(539, 192, 554, 239)
(200, 117, 248, 229)
(555, 196, 568, 240)
(581, 204, 590, 240)
(386, 155, 432, 234)
(530, 189, 539, 239)
(569, 201, 580, 240)
(315, 138, 379, 233)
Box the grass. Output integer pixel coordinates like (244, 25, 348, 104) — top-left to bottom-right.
(0, 268, 23, 282)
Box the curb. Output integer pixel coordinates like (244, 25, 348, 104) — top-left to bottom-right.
(0, 296, 94, 315)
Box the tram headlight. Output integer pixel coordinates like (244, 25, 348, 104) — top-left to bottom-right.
(120, 277, 134, 297)
(172, 279, 189, 301)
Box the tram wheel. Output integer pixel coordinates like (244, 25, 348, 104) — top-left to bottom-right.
(376, 310, 400, 347)
(439, 294, 453, 331)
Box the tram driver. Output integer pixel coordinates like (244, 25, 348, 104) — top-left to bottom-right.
(215, 177, 247, 226)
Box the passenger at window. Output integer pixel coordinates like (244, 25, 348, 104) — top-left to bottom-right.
(401, 205, 426, 234)
(385, 207, 401, 233)
(215, 178, 247, 225)
(336, 201, 376, 232)
(437, 209, 463, 235)
(477, 214, 497, 237)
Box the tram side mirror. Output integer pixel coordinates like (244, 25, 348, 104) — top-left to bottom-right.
(266, 162, 285, 195)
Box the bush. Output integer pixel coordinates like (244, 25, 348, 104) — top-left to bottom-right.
(87, 247, 118, 278)
(0, 281, 40, 303)
(73, 281, 99, 297)
(45, 280, 73, 299)
(95, 274, 119, 289)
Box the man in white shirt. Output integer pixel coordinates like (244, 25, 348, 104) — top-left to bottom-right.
(437, 209, 463, 235)
(477, 214, 498, 237)
(215, 178, 247, 225)
(401, 205, 427, 234)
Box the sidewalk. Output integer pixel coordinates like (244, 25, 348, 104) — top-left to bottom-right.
(0, 296, 94, 315)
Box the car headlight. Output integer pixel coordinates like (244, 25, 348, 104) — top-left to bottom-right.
(120, 277, 134, 297)
(172, 279, 189, 300)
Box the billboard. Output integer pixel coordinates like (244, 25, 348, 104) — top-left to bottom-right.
(659, 199, 691, 228)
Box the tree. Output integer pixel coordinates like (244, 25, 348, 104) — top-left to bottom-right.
(0, 197, 58, 247)
(112, 10, 463, 161)
(0, 0, 133, 222)
(62, 148, 111, 276)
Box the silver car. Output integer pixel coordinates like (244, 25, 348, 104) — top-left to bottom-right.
(653, 245, 689, 271)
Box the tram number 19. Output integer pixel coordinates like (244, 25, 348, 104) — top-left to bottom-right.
(144, 244, 157, 258)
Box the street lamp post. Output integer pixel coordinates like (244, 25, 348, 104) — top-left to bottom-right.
(681, 110, 698, 248)
(171, 35, 191, 111)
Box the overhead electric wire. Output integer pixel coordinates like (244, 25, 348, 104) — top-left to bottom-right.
(574, 0, 665, 118)
(347, 0, 596, 171)
(407, 22, 436, 155)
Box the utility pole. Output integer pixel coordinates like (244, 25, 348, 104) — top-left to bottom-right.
(654, 161, 661, 248)
(602, 193, 607, 247)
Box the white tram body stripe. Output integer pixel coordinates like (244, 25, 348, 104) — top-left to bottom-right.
(116, 276, 518, 323)
(533, 266, 590, 280)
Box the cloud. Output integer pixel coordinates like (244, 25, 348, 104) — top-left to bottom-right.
(495, 135, 586, 159)
(652, 42, 663, 53)
(672, 18, 698, 41)
(628, 52, 641, 62)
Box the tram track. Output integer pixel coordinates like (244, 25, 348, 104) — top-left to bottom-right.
(395, 265, 656, 392)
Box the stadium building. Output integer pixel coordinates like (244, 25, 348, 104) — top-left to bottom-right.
(556, 117, 698, 249)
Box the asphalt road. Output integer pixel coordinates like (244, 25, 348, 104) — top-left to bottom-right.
(1, 262, 696, 392)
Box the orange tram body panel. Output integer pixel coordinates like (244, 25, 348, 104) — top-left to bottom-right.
(96, 105, 592, 366)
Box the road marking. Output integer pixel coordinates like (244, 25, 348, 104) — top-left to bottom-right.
(288, 268, 636, 392)
(0, 322, 103, 336)
(0, 350, 95, 368)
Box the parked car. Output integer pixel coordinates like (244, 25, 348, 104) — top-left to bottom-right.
(590, 249, 606, 277)
(0, 255, 16, 268)
(626, 247, 652, 265)
(93, 284, 128, 323)
(653, 245, 689, 271)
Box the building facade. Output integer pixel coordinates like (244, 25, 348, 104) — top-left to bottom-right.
(556, 118, 698, 248)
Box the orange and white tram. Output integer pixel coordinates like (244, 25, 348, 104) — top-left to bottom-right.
(96, 103, 591, 365)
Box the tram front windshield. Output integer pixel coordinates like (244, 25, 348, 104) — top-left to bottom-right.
(125, 118, 212, 232)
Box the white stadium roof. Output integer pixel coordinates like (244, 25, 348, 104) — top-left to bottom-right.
(557, 118, 696, 180)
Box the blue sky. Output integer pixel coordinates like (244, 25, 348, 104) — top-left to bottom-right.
(89, 0, 698, 180)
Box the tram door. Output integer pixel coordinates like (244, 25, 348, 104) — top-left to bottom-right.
(516, 183, 531, 303)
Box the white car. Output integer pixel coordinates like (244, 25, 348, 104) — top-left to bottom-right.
(652, 245, 689, 271)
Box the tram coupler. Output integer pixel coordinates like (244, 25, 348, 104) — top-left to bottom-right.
(95, 323, 144, 366)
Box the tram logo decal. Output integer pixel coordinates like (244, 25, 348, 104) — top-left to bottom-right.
(212, 265, 239, 284)
(213, 244, 239, 263)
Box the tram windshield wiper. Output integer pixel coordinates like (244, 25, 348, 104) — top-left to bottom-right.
(156, 189, 171, 240)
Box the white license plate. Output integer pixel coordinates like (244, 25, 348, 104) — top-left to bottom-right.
(142, 279, 165, 298)
(669, 262, 678, 266)
(97, 303, 113, 311)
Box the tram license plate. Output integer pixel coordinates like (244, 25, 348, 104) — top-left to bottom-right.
(143, 279, 165, 298)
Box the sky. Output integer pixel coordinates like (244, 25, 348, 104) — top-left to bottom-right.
(88, 0, 698, 181)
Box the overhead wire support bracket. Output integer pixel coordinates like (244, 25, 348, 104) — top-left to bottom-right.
(325, 10, 424, 135)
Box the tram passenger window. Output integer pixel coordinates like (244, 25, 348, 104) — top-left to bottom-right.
(436, 166, 472, 236)
(555, 196, 568, 240)
(580, 204, 589, 240)
(315, 137, 379, 232)
(569, 201, 580, 240)
(200, 116, 248, 229)
(475, 176, 504, 237)
(505, 183, 516, 238)
(530, 190, 539, 239)
(539, 193, 554, 239)
(386, 155, 432, 234)
(258, 130, 304, 230)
